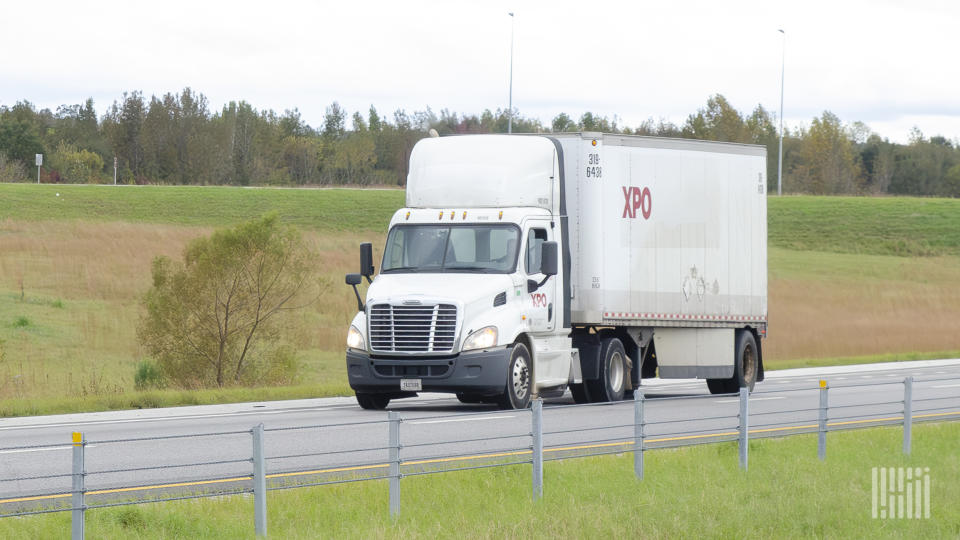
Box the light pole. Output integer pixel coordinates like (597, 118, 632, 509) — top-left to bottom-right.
(508, 12, 515, 134)
(777, 28, 785, 196)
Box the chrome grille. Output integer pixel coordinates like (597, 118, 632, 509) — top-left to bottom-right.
(369, 303, 457, 353)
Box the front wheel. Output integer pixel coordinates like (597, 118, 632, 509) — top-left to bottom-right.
(497, 343, 532, 410)
(356, 393, 390, 410)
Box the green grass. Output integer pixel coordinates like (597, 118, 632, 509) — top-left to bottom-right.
(0, 184, 404, 232)
(2, 422, 957, 538)
(769, 195, 960, 257)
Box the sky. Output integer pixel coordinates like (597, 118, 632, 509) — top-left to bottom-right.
(2, 0, 959, 143)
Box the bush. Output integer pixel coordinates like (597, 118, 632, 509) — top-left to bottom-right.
(134, 360, 165, 390)
(137, 215, 315, 388)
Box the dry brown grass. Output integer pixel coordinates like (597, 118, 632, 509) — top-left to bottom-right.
(0, 220, 957, 404)
(0, 219, 383, 401)
(765, 249, 960, 362)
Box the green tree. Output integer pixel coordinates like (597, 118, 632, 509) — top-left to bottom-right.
(791, 111, 861, 194)
(50, 141, 105, 183)
(552, 112, 575, 132)
(138, 215, 316, 388)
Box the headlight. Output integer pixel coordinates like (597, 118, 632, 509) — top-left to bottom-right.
(346, 325, 365, 350)
(462, 326, 498, 351)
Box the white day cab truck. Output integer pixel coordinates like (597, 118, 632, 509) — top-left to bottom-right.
(344, 132, 767, 410)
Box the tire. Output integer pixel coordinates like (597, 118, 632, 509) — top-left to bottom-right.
(456, 393, 485, 404)
(586, 338, 627, 402)
(497, 343, 532, 410)
(706, 330, 759, 394)
(570, 383, 590, 404)
(356, 393, 390, 410)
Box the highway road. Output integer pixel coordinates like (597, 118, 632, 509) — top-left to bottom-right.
(1, 359, 958, 512)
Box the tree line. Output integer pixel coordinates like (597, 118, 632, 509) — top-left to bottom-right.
(1, 89, 959, 196)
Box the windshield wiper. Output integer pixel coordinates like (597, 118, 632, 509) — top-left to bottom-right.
(446, 266, 495, 273)
(381, 266, 422, 273)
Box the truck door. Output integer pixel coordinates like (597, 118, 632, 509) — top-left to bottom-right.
(523, 223, 555, 333)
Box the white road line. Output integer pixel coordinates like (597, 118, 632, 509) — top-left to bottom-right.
(835, 377, 848, 380)
(932, 384, 960, 389)
(408, 415, 515, 425)
(860, 375, 873, 379)
(0, 407, 357, 432)
(0, 445, 97, 455)
(937, 371, 948, 375)
(715, 397, 785, 403)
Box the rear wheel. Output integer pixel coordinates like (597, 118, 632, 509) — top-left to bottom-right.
(706, 330, 758, 394)
(586, 338, 627, 402)
(497, 343, 532, 410)
(356, 393, 390, 410)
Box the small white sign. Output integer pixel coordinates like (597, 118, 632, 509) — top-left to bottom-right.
(400, 379, 422, 392)
(35, 154, 42, 167)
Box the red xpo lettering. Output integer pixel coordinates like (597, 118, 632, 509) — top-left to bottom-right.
(621, 186, 652, 219)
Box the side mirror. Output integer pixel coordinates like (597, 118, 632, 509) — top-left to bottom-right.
(540, 241, 558, 276)
(345, 273, 364, 312)
(360, 243, 374, 280)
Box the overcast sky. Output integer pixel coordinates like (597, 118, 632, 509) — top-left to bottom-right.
(2, 0, 958, 143)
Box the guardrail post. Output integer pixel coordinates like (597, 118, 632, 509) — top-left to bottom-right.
(738, 387, 748, 470)
(388, 411, 401, 518)
(532, 397, 543, 500)
(903, 376, 913, 455)
(252, 423, 267, 537)
(818, 380, 828, 461)
(71, 431, 84, 540)
(634, 391, 645, 480)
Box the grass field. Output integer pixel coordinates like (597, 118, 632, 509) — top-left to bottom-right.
(2, 422, 957, 538)
(1, 184, 959, 415)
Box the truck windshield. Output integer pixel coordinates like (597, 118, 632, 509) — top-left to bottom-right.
(381, 224, 520, 274)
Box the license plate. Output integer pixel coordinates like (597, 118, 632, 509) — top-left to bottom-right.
(400, 379, 422, 392)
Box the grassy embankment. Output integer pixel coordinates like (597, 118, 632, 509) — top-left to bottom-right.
(2, 422, 957, 538)
(1, 186, 959, 415)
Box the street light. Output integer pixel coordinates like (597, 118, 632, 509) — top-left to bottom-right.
(508, 12, 515, 134)
(777, 28, 786, 196)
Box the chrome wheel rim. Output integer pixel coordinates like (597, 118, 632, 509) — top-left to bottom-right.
(512, 353, 530, 400)
(742, 343, 756, 386)
(609, 351, 624, 392)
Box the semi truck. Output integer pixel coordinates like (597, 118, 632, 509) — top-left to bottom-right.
(344, 132, 767, 410)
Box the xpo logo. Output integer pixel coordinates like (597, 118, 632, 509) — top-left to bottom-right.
(621, 186, 652, 219)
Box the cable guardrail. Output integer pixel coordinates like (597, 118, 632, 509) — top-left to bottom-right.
(0, 371, 956, 538)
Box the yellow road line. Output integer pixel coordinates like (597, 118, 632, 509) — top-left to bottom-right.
(3, 410, 957, 506)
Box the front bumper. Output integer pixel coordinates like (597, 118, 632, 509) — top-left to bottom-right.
(346, 347, 511, 395)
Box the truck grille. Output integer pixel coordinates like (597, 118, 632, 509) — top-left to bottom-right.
(369, 303, 457, 353)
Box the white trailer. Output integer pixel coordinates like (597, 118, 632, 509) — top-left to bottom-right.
(344, 132, 767, 409)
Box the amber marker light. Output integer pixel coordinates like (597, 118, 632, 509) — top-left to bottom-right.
(591, 139, 597, 146)
(462, 211, 467, 220)
(406, 211, 411, 220)
(438, 211, 443, 219)
(498, 211, 503, 220)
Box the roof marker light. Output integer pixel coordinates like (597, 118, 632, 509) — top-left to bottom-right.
(462, 211, 467, 220)
(438, 211, 443, 220)
(498, 211, 503, 220)
(450, 211, 455, 220)
(406, 211, 411, 220)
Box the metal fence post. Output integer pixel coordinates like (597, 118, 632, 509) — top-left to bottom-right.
(388, 411, 401, 518)
(532, 398, 543, 500)
(71, 432, 85, 540)
(634, 391, 645, 480)
(738, 387, 748, 470)
(903, 376, 913, 455)
(818, 380, 828, 461)
(252, 423, 267, 537)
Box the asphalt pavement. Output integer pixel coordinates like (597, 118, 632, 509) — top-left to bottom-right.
(1, 359, 958, 511)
